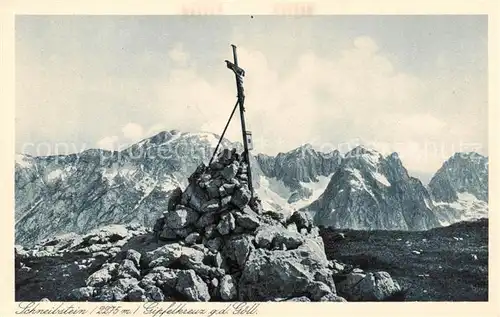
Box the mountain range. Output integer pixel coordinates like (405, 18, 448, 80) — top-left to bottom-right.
(15, 130, 488, 246)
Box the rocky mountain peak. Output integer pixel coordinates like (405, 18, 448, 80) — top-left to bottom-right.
(429, 152, 488, 203)
(305, 146, 440, 231)
(343, 146, 385, 170)
(428, 152, 488, 226)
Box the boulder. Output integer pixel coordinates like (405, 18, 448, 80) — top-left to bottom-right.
(219, 196, 233, 211)
(69, 286, 95, 301)
(205, 251, 224, 268)
(217, 213, 236, 235)
(86, 263, 118, 287)
(205, 237, 223, 252)
(85, 225, 129, 245)
(204, 225, 217, 239)
(248, 196, 263, 214)
(185, 233, 201, 245)
(219, 275, 237, 301)
(222, 234, 254, 269)
(175, 270, 211, 301)
(201, 199, 220, 214)
(337, 271, 401, 301)
(117, 259, 140, 279)
(140, 267, 179, 291)
(222, 183, 236, 195)
(288, 211, 313, 232)
(125, 249, 142, 267)
(221, 163, 239, 181)
(206, 182, 220, 199)
(255, 225, 303, 250)
(231, 187, 252, 209)
(167, 187, 183, 211)
(235, 207, 260, 230)
(96, 278, 138, 301)
(146, 285, 166, 301)
(174, 227, 193, 238)
(127, 286, 147, 302)
(195, 212, 218, 229)
(238, 243, 334, 301)
(273, 230, 304, 250)
(182, 183, 208, 212)
(254, 226, 275, 249)
(146, 244, 204, 268)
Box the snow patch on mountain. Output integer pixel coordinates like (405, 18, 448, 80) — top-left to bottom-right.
(295, 174, 334, 209)
(433, 192, 488, 226)
(255, 176, 293, 214)
(373, 171, 391, 187)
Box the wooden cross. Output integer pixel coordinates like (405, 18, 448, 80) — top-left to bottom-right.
(225, 44, 254, 196)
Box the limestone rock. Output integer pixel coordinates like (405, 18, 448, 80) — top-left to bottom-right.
(182, 183, 208, 212)
(185, 233, 201, 245)
(217, 213, 236, 235)
(195, 212, 218, 229)
(117, 259, 140, 279)
(125, 249, 142, 268)
(235, 207, 260, 230)
(95, 278, 138, 301)
(146, 243, 204, 268)
(238, 243, 334, 301)
(175, 270, 211, 301)
(223, 234, 254, 269)
(69, 286, 95, 301)
(127, 286, 147, 302)
(168, 187, 183, 211)
(288, 211, 313, 233)
(219, 275, 237, 301)
(231, 187, 252, 209)
(338, 271, 401, 301)
(86, 263, 118, 287)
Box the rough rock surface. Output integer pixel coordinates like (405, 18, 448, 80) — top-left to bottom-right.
(15, 151, 401, 302)
(306, 147, 441, 231)
(429, 152, 488, 225)
(337, 271, 402, 301)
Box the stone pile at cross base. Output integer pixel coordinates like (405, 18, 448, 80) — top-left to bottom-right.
(17, 149, 402, 302)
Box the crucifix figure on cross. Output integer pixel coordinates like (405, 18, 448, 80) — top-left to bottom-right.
(225, 49, 246, 103)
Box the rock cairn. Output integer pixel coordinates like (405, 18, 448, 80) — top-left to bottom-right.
(144, 148, 343, 301)
(17, 149, 401, 302)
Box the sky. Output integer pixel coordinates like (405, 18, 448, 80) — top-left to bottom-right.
(15, 15, 488, 180)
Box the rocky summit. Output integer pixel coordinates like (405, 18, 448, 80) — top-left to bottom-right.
(15, 149, 401, 302)
(428, 152, 488, 226)
(305, 147, 440, 231)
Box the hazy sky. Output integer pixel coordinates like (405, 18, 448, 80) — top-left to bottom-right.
(16, 15, 487, 178)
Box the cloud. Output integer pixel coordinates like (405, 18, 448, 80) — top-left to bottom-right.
(122, 122, 144, 141)
(16, 17, 486, 176)
(168, 43, 189, 66)
(151, 35, 485, 174)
